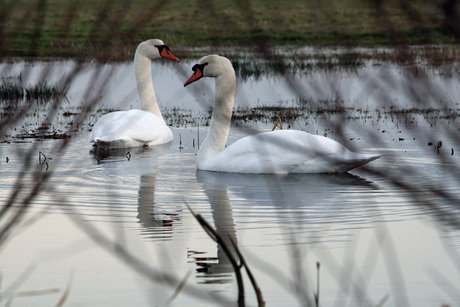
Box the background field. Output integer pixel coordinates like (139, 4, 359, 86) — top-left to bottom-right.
(1, 0, 458, 60)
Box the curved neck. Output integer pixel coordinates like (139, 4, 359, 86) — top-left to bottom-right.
(199, 72, 236, 160)
(134, 51, 163, 119)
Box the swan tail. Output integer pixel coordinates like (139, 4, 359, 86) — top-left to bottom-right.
(296, 153, 381, 173)
(339, 153, 381, 172)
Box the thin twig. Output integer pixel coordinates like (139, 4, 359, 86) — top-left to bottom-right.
(229, 237, 265, 307)
(376, 293, 391, 307)
(165, 270, 193, 306)
(186, 203, 245, 307)
(179, 134, 184, 150)
(6, 288, 60, 307)
(55, 270, 74, 307)
(263, 115, 283, 131)
(314, 262, 320, 307)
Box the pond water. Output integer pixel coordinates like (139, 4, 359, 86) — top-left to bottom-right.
(1, 56, 460, 306)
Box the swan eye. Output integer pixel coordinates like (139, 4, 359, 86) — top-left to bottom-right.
(184, 63, 208, 86)
(191, 62, 208, 74)
(155, 44, 170, 53)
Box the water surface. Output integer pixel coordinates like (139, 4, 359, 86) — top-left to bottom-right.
(1, 57, 460, 306)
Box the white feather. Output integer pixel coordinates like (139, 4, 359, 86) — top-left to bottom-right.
(89, 109, 173, 148)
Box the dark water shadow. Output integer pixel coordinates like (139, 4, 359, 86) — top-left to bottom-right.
(196, 170, 378, 209)
(90, 142, 172, 164)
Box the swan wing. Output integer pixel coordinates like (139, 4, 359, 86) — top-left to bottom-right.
(200, 130, 379, 174)
(90, 110, 173, 148)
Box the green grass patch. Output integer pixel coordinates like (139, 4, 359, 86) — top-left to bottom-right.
(0, 0, 458, 60)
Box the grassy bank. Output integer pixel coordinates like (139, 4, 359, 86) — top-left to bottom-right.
(0, 0, 458, 60)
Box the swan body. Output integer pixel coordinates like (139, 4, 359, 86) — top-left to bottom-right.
(184, 55, 380, 174)
(89, 109, 173, 148)
(90, 39, 178, 149)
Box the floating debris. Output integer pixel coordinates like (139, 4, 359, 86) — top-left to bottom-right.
(39, 151, 47, 165)
(436, 141, 442, 154)
(437, 141, 442, 149)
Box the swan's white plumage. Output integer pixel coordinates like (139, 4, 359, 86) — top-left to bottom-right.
(89, 109, 173, 148)
(89, 39, 176, 150)
(198, 130, 379, 173)
(184, 55, 380, 174)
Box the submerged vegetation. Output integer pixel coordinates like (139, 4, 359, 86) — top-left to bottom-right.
(229, 45, 460, 80)
(161, 93, 460, 130)
(0, 76, 68, 102)
(0, 75, 71, 142)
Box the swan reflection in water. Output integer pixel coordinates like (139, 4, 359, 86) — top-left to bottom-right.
(90, 146, 138, 163)
(190, 170, 377, 285)
(89, 143, 377, 285)
(189, 173, 238, 285)
(90, 142, 179, 240)
(196, 170, 377, 210)
(137, 173, 181, 241)
(137, 170, 237, 283)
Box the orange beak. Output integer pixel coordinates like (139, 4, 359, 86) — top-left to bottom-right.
(184, 68, 204, 87)
(160, 48, 180, 62)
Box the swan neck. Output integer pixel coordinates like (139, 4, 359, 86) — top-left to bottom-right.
(199, 72, 236, 159)
(134, 51, 163, 119)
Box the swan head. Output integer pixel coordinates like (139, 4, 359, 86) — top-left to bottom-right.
(136, 39, 179, 62)
(184, 54, 234, 86)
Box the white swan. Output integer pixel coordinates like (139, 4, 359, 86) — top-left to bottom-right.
(184, 54, 380, 174)
(89, 39, 179, 149)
